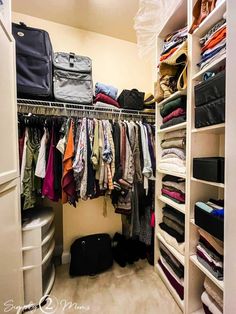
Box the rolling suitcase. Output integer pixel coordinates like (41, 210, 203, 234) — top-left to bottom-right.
(69, 233, 113, 276)
(12, 22, 53, 98)
(53, 52, 93, 104)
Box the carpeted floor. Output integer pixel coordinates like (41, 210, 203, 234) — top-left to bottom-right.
(28, 260, 182, 314)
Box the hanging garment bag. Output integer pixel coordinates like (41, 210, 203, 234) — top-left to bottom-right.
(12, 22, 53, 98)
(69, 233, 113, 276)
(53, 52, 93, 104)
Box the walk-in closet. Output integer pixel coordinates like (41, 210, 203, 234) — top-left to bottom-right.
(0, 0, 235, 313)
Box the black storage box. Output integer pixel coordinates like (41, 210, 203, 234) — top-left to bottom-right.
(194, 204, 224, 241)
(194, 71, 225, 128)
(193, 157, 224, 183)
(194, 71, 225, 107)
(69, 233, 113, 276)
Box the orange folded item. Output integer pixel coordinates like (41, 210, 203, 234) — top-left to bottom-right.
(160, 47, 178, 62)
(201, 26, 226, 53)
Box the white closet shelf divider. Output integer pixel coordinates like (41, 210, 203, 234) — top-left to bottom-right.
(156, 90, 187, 108)
(192, 0, 226, 37)
(158, 195, 185, 214)
(191, 177, 225, 188)
(190, 255, 224, 291)
(155, 263, 184, 311)
(157, 122, 187, 134)
(192, 54, 226, 81)
(157, 168, 186, 179)
(156, 232, 185, 265)
(191, 123, 225, 135)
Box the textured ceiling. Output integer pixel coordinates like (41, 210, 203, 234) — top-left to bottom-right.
(12, 0, 139, 42)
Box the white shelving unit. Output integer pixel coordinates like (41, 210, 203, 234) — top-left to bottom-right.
(154, 0, 233, 313)
(22, 207, 55, 308)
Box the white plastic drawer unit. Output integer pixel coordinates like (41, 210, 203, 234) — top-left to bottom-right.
(21, 207, 56, 307)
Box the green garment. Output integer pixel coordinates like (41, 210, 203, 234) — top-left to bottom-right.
(160, 96, 186, 118)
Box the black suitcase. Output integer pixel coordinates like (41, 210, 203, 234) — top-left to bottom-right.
(12, 22, 53, 98)
(69, 233, 113, 276)
(193, 157, 225, 183)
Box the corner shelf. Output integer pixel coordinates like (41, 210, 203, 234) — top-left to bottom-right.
(155, 263, 184, 311)
(192, 123, 225, 134)
(156, 90, 187, 108)
(193, 0, 226, 37)
(192, 55, 226, 81)
(191, 177, 224, 188)
(157, 232, 185, 265)
(158, 195, 186, 214)
(157, 122, 187, 134)
(190, 255, 224, 291)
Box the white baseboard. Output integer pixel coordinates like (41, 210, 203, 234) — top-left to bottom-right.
(62, 251, 71, 264)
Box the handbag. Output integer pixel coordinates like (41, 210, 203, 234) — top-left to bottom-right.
(118, 89, 144, 110)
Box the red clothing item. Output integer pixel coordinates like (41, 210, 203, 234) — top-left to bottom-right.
(95, 93, 120, 108)
(201, 26, 226, 53)
(163, 107, 186, 123)
(162, 188, 185, 203)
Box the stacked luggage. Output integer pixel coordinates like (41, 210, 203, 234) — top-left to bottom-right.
(12, 22, 93, 104)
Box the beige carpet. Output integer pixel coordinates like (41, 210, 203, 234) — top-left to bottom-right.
(28, 260, 182, 314)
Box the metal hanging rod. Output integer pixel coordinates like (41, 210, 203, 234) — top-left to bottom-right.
(17, 98, 155, 120)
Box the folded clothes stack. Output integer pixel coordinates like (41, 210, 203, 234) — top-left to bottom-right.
(160, 96, 187, 129)
(158, 242, 184, 300)
(198, 19, 226, 70)
(160, 26, 188, 62)
(197, 228, 224, 281)
(196, 199, 224, 218)
(94, 82, 120, 109)
(159, 129, 186, 174)
(201, 277, 223, 314)
(161, 175, 185, 204)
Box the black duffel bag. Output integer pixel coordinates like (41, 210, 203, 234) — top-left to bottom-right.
(69, 233, 113, 276)
(118, 89, 144, 110)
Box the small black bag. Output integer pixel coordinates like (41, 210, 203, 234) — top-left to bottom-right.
(69, 233, 113, 276)
(118, 89, 144, 110)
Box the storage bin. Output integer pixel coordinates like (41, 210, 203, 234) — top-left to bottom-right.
(193, 157, 224, 183)
(195, 98, 225, 128)
(194, 71, 225, 107)
(194, 204, 224, 241)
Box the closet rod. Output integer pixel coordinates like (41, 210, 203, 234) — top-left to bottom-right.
(17, 98, 155, 120)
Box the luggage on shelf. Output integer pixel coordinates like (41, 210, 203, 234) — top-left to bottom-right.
(193, 157, 225, 183)
(12, 22, 53, 99)
(53, 52, 93, 104)
(69, 233, 113, 276)
(118, 89, 144, 110)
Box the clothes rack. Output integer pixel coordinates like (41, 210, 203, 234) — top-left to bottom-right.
(17, 98, 155, 122)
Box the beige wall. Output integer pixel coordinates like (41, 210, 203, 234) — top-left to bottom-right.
(13, 12, 153, 253)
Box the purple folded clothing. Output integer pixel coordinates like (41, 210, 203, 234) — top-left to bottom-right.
(158, 259, 184, 300)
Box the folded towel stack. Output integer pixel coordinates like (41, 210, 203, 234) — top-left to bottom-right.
(198, 19, 226, 70)
(159, 129, 186, 174)
(201, 277, 223, 314)
(161, 175, 185, 204)
(158, 241, 184, 300)
(160, 96, 186, 129)
(94, 82, 120, 109)
(197, 228, 224, 281)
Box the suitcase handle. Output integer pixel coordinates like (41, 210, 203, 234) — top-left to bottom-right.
(69, 52, 75, 68)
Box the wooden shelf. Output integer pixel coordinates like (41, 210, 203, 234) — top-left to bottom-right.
(193, 0, 226, 37)
(190, 255, 224, 291)
(158, 195, 185, 214)
(191, 177, 224, 188)
(157, 168, 186, 179)
(192, 123, 225, 134)
(192, 55, 226, 81)
(156, 90, 187, 108)
(157, 122, 187, 134)
(157, 232, 185, 265)
(155, 263, 184, 311)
